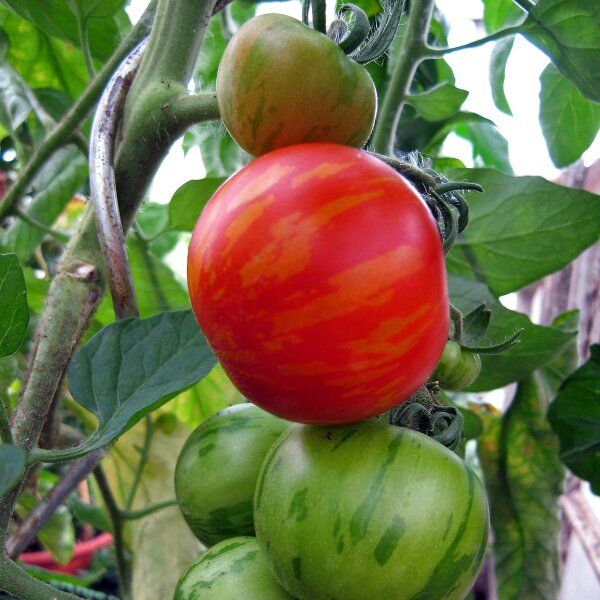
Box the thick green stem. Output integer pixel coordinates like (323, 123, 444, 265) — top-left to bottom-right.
(11, 263, 102, 451)
(0, 249, 103, 540)
(125, 0, 215, 104)
(116, 0, 218, 220)
(0, 555, 84, 600)
(371, 0, 436, 155)
(0, 0, 157, 222)
(166, 93, 220, 126)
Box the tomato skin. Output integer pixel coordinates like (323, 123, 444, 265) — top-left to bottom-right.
(173, 536, 295, 600)
(433, 341, 482, 390)
(174, 404, 289, 546)
(188, 144, 449, 424)
(217, 14, 377, 156)
(254, 420, 489, 600)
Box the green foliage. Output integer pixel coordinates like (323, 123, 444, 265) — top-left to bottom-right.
(0, 6, 88, 99)
(523, 0, 600, 103)
(489, 38, 514, 116)
(539, 64, 600, 168)
(548, 345, 600, 494)
(406, 83, 468, 122)
(0, 253, 29, 358)
(66, 310, 216, 455)
(0, 0, 130, 63)
(483, 0, 525, 32)
(0, 147, 87, 262)
(167, 178, 226, 233)
(476, 378, 563, 600)
(447, 169, 600, 296)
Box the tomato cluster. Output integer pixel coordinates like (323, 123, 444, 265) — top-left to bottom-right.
(178, 12, 488, 600)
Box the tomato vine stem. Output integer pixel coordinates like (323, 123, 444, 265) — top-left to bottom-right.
(426, 26, 522, 58)
(371, 0, 435, 155)
(0, 555, 83, 600)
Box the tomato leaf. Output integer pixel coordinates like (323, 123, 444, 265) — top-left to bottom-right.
(522, 0, 600, 103)
(0, 7, 88, 100)
(483, 0, 526, 32)
(167, 178, 226, 233)
(0, 61, 35, 133)
(539, 63, 600, 168)
(70, 496, 113, 534)
(548, 345, 600, 495)
(449, 276, 577, 391)
(406, 83, 468, 122)
(0, 147, 87, 263)
(67, 310, 217, 454)
(0, 253, 29, 359)
(447, 169, 600, 296)
(0, 0, 129, 64)
(0, 443, 25, 495)
(538, 310, 580, 396)
(489, 37, 514, 116)
(476, 375, 564, 600)
(453, 122, 512, 173)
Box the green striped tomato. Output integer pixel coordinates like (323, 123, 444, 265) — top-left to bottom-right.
(174, 404, 289, 546)
(216, 14, 377, 156)
(254, 420, 489, 600)
(173, 537, 294, 600)
(187, 144, 449, 424)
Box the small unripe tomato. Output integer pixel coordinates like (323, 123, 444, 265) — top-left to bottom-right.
(433, 341, 481, 391)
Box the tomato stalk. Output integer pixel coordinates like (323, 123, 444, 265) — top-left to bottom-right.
(0, 555, 83, 600)
(371, 0, 436, 155)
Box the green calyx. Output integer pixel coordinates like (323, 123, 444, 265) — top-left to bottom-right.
(302, 0, 405, 62)
(450, 302, 523, 355)
(369, 152, 482, 254)
(386, 385, 464, 451)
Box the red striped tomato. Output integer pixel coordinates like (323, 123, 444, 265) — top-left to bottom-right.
(187, 144, 449, 424)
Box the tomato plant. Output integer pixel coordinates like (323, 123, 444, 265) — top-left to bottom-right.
(174, 404, 289, 546)
(254, 419, 489, 600)
(433, 340, 482, 391)
(1, 0, 600, 599)
(188, 143, 449, 424)
(217, 14, 377, 156)
(173, 536, 294, 599)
